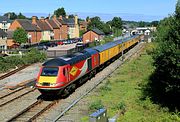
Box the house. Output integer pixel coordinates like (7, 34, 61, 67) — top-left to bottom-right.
(9, 19, 41, 44)
(32, 16, 53, 41)
(6, 30, 19, 49)
(83, 28, 105, 43)
(0, 29, 7, 50)
(45, 19, 61, 40)
(63, 15, 79, 38)
(0, 16, 11, 32)
(79, 21, 88, 31)
(53, 15, 68, 40)
(131, 27, 156, 35)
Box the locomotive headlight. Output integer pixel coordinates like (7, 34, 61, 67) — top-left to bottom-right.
(36, 82, 41, 86)
(50, 83, 56, 86)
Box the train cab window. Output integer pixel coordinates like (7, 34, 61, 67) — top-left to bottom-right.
(41, 67, 59, 76)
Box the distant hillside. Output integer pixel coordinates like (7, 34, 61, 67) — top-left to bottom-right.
(0, 12, 164, 22)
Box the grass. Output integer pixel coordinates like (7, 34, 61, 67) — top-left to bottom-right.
(81, 43, 180, 122)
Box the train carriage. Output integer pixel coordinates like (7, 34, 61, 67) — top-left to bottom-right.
(36, 34, 142, 95)
(93, 42, 118, 65)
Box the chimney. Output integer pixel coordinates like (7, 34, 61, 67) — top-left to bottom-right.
(8, 13, 11, 19)
(65, 15, 69, 19)
(48, 13, 51, 19)
(53, 15, 57, 20)
(59, 15, 63, 20)
(40, 17, 45, 22)
(75, 15, 78, 25)
(32, 16, 37, 24)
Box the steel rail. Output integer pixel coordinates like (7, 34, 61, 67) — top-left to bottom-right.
(7, 100, 59, 122)
(0, 65, 29, 80)
(0, 88, 36, 107)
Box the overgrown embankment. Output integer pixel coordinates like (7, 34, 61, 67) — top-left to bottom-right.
(82, 43, 179, 122)
(0, 49, 46, 73)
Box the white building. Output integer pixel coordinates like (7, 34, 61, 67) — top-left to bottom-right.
(0, 16, 11, 32)
(0, 29, 7, 50)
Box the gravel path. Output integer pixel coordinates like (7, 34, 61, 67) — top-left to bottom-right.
(0, 89, 40, 121)
(0, 63, 41, 88)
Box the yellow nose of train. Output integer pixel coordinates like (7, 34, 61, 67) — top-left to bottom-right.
(37, 76, 58, 87)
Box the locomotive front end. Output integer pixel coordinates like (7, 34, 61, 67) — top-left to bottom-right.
(36, 66, 67, 95)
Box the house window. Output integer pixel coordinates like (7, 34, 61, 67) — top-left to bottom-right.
(0, 45, 5, 49)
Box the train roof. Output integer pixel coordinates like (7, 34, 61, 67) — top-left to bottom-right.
(43, 52, 90, 66)
(82, 48, 99, 55)
(60, 52, 89, 65)
(93, 41, 117, 52)
(42, 58, 68, 66)
(113, 35, 139, 44)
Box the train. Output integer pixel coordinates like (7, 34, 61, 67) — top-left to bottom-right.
(36, 34, 143, 95)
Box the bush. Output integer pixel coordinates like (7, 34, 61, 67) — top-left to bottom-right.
(0, 48, 46, 73)
(116, 101, 126, 111)
(23, 48, 46, 64)
(89, 100, 104, 111)
(100, 79, 112, 91)
(146, 2, 180, 111)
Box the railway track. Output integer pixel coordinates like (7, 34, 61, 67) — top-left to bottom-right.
(0, 65, 29, 80)
(34, 42, 145, 122)
(1, 43, 145, 122)
(7, 100, 59, 122)
(0, 87, 36, 108)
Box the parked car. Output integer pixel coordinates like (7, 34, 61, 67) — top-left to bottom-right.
(35, 44, 48, 50)
(63, 40, 68, 45)
(63, 40, 70, 45)
(57, 41, 63, 45)
(40, 41, 57, 47)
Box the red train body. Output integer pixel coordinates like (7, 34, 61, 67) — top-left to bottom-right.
(36, 35, 141, 95)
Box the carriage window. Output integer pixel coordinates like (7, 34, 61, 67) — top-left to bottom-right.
(63, 68, 66, 76)
(94, 56, 96, 64)
(41, 67, 59, 76)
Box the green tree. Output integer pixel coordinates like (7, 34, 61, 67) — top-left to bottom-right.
(138, 21, 146, 27)
(87, 16, 103, 30)
(102, 23, 111, 35)
(68, 14, 74, 18)
(54, 7, 66, 17)
(111, 17, 122, 29)
(13, 28, 28, 44)
(4, 12, 17, 20)
(150, 21, 159, 27)
(17, 12, 26, 19)
(87, 16, 111, 35)
(86, 16, 90, 22)
(147, 0, 180, 110)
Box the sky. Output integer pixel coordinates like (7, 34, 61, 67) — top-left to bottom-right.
(0, 0, 177, 21)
